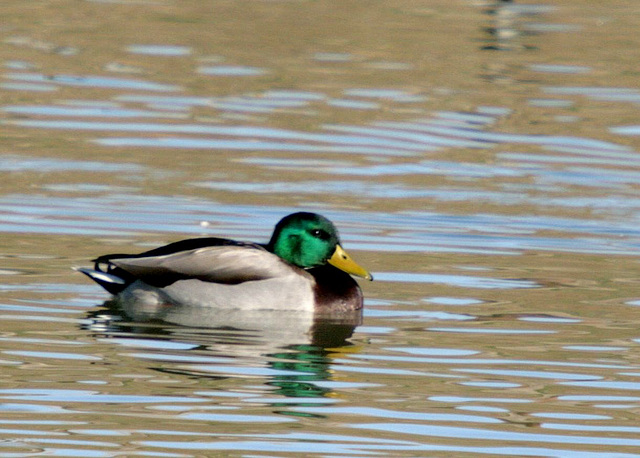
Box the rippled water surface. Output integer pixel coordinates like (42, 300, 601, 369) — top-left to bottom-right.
(2, 0, 640, 456)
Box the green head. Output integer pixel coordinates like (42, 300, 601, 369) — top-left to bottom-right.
(268, 212, 372, 280)
(268, 212, 338, 268)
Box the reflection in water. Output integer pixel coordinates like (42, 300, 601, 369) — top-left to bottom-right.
(481, 0, 523, 52)
(266, 346, 337, 406)
(3, 192, 640, 256)
(4, 72, 181, 91)
(477, 1, 573, 87)
(126, 45, 192, 56)
(84, 299, 361, 403)
(198, 65, 269, 77)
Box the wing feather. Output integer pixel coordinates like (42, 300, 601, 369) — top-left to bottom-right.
(109, 245, 304, 286)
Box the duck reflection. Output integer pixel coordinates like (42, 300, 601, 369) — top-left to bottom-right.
(84, 300, 361, 403)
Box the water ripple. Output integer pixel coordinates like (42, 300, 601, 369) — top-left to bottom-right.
(0, 389, 208, 404)
(352, 422, 640, 447)
(4, 72, 181, 91)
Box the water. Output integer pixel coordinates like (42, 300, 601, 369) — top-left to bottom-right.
(2, 0, 640, 456)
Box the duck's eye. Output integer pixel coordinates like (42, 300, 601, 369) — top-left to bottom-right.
(310, 229, 330, 240)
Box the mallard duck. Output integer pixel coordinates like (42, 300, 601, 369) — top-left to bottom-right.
(77, 212, 372, 315)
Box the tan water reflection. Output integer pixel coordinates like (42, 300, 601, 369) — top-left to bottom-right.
(2, 0, 640, 456)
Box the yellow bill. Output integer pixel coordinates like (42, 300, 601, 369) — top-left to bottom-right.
(329, 244, 373, 281)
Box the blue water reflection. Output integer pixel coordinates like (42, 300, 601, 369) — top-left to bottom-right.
(1, 194, 639, 257)
(126, 45, 192, 56)
(4, 72, 181, 91)
(198, 65, 268, 76)
(351, 422, 640, 447)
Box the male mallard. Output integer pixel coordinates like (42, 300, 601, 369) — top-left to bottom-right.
(77, 212, 372, 315)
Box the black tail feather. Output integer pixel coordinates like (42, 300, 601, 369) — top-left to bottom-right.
(74, 267, 128, 295)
